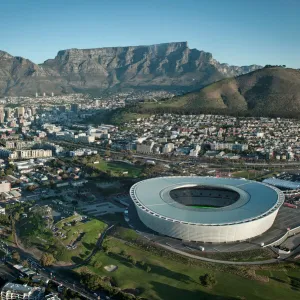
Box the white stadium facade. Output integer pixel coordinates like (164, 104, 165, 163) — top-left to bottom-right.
(130, 177, 284, 243)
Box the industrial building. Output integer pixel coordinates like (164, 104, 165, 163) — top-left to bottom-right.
(130, 177, 284, 243)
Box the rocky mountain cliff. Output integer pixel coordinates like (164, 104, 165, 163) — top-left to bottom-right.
(0, 42, 261, 96)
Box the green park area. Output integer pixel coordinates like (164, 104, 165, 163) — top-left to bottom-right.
(19, 213, 107, 263)
(231, 170, 260, 180)
(76, 236, 300, 300)
(90, 160, 143, 177)
(231, 169, 280, 181)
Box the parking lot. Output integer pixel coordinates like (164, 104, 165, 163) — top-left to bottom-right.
(79, 202, 125, 217)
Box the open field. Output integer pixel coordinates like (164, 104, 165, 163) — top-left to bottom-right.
(90, 160, 143, 177)
(77, 237, 300, 300)
(19, 213, 107, 263)
(231, 169, 281, 181)
(54, 215, 107, 262)
(256, 268, 300, 290)
(231, 170, 261, 180)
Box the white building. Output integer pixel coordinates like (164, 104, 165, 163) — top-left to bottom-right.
(137, 141, 154, 154)
(189, 145, 201, 157)
(9, 149, 52, 160)
(163, 143, 175, 154)
(0, 181, 11, 193)
(1, 283, 44, 300)
(130, 177, 284, 243)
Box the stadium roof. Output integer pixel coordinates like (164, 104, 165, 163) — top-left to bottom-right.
(131, 177, 284, 225)
(263, 178, 300, 190)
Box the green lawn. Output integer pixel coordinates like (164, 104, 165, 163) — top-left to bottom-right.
(190, 205, 217, 209)
(19, 214, 107, 263)
(256, 268, 300, 289)
(76, 237, 300, 300)
(231, 170, 260, 179)
(90, 160, 143, 177)
(52, 217, 107, 262)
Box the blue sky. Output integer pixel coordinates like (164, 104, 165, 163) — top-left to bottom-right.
(1, 0, 299, 67)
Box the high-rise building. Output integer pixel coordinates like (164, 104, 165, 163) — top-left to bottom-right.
(35, 92, 38, 98)
(51, 92, 54, 97)
(71, 103, 79, 113)
(17, 107, 25, 117)
(43, 92, 46, 97)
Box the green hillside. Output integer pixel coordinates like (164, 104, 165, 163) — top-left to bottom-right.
(106, 67, 300, 124)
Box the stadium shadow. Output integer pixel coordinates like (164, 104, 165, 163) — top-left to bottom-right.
(150, 281, 238, 300)
(106, 252, 135, 268)
(147, 263, 192, 283)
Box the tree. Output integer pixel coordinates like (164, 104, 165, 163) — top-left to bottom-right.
(80, 271, 105, 291)
(0, 214, 10, 226)
(13, 212, 20, 222)
(12, 251, 20, 262)
(26, 185, 38, 192)
(62, 173, 69, 180)
(131, 257, 137, 265)
(146, 266, 151, 273)
(199, 273, 216, 287)
(140, 260, 145, 267)
(93, 261, 103, 269)
(22, 260, 29, 267)
(40, 253, 55, 267)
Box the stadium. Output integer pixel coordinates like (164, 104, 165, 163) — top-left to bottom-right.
(130, 177, 285, 243)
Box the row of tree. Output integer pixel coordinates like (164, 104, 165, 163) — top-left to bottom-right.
(264, 64, 286, 68)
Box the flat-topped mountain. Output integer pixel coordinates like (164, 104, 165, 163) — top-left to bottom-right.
(0, 42, 261, 96)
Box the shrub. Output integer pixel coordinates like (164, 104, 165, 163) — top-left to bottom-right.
(199, 273, 216, 287)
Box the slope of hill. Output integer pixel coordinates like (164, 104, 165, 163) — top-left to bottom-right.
(0, 42, 260, 96)
(181, 67, 300, 116)
(108, 67, 300, 123)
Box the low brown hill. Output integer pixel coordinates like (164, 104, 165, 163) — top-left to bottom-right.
(178, 67, 300, 117)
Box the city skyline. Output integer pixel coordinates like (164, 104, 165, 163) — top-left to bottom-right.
(1, 0, 300, 68)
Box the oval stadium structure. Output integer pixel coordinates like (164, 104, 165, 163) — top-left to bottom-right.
(130, 177, 284, 243)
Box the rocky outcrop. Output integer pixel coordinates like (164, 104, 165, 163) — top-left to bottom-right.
(0, 42, 261, 96)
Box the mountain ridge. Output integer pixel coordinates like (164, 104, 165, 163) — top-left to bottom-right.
(109, 67, 300, 123)
(0, 42, 261, 96)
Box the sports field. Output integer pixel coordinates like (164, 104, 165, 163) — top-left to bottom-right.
(189, 205, 217, 209)
(90, 160, 143, 177)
